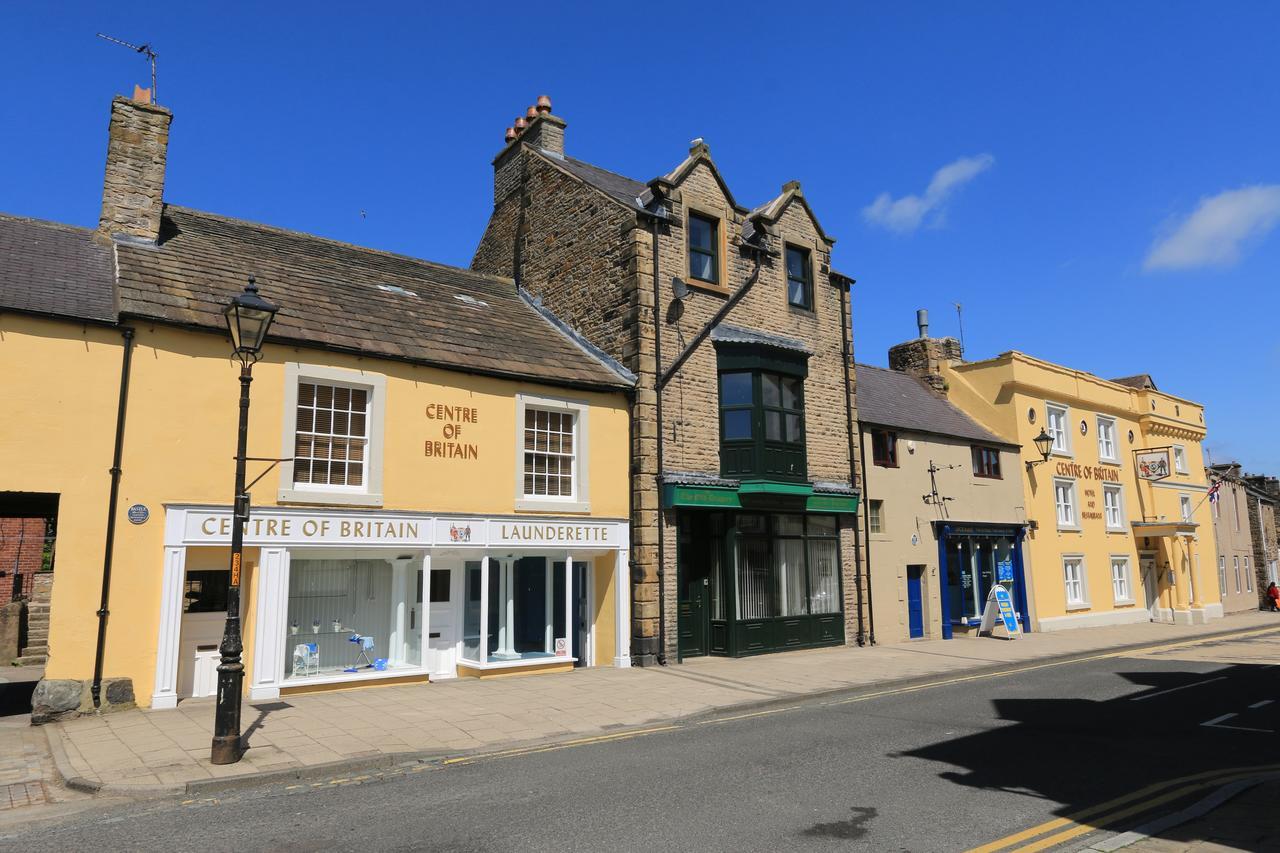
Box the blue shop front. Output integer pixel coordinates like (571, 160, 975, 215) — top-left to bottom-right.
(935, 522, 1030, 639)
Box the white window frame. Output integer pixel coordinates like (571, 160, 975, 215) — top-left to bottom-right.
(1063, 554, 1089, 610)
(278, 363, 386, 507)
(1244, 556, 1252, 592)
(1103, 483, 1126, 532)
(1046, 402, 1071, 456)
(1173, 445, 1188, 474)
(514, 392, 591, 513)
(1233, 556, 1241, 593)
(1096, 415, 1118, 463)
(1054, 477, 1079, 530)
(1110, 555, 1134, 604)
(1180, 493, 1192, 522)
(1218, 556, 1227, 595)
(868, 500, 884, 534)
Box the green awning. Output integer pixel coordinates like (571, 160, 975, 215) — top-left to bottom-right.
(663, 482, 858, 514)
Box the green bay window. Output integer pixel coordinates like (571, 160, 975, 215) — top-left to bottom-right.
(718, 370, 807, 482)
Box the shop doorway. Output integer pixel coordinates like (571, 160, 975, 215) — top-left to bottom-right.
(906, 565, 925, 638)
(427, 567, 456, 677)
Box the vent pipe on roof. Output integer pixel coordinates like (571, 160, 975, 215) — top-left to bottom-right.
(917, 308, 929, 339)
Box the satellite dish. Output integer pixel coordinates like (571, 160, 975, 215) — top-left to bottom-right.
(672, 277, 689, 300)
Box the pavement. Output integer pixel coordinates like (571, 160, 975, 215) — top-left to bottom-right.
(2, 619, 1277, 851)
(29, 610, 1279, 800)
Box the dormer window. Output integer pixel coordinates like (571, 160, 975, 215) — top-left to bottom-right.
(785, 245, 812, 310)
(688, 212, 719, 284)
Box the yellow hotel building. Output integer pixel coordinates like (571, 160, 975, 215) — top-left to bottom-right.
(891, 328, 1220, 631)
(3, 93, 635, 717)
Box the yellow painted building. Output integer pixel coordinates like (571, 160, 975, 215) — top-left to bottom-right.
(2, 93, 635, 714)
(888, 326, 1220, 632)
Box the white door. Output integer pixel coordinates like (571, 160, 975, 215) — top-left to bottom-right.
(1141, 557, 1159, 621)
(426, 566, 457, 678)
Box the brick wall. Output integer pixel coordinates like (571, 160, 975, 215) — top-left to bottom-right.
(0, 517, 49, 601)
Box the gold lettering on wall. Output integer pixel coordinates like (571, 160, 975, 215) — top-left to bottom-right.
(425, 404, 480, 460)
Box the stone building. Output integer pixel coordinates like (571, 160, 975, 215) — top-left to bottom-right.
(473, 98, 864, 663)
(1206, 463, 1262, 613)
(1242, 474, 1279, 602)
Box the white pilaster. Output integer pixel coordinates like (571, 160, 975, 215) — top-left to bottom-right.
(390, 559, 407, 665)
(613, 548, 631, 668)
(544, 561, 554, 653)
(249, 547, 289, 700)
(151, 547, 186, 709)
(563, 550, 573, 658)
(479, 556, 490, 662)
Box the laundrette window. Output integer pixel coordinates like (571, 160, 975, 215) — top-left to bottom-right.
(285, 559, 421, 680)
(461, 557, 584, 665)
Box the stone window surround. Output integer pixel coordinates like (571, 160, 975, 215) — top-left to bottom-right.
(1103, 482, 1126, 532)
(1110, 554, 1135, 605)
(681, 201, 732, 296)
(514, 392, 591, 514)
(784, 243, 814, 312)
(1173, 444, 1188, 474)
(278, 363, 386, 508)
(1063, 553, 1090, 610)
(1046, 401, 1072, 456)
(1096, 415, 1119, 463)
(1054, 477, 1080, 531)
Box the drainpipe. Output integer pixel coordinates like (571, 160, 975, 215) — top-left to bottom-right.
(650, 214, 668, 666)
(91, 326, 136, 709)
(626, 389, 637, 665)
(858, 419, 876, 646)
(838, 281, 866, 646)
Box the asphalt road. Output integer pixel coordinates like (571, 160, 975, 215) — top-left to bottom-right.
(6, 632, 1279, 853)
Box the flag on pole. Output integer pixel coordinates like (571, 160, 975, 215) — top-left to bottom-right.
(1207, 481, 1221, 503)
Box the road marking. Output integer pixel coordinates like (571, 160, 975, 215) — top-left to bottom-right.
(1201, 713, 1236, 727)
(440, 724, 681, 766)
(1129, 676, 1227, 701)
(1248, 700, 1274, 709)
(965, 763, 1280, 853)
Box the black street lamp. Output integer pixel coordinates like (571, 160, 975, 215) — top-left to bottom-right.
(211, 276, 278, 765)
(1025, 428, 1054, 471)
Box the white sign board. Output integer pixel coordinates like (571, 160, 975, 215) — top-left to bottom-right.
(1136, 450, 1171, 481)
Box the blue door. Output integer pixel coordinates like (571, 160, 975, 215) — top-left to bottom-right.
(907, 565, 925, 638)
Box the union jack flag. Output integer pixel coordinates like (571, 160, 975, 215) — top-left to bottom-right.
(1207, 481, 1222, 503)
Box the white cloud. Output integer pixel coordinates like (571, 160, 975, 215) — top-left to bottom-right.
(863, 154, 995, 233)
(1144, 185, 1280, 272)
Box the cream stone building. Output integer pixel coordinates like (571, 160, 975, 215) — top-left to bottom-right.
(1207, 463, 1261, 613)
(857, 364, 1028, 643)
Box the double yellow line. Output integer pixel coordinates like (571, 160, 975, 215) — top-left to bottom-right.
(966, 762, 1280, 853)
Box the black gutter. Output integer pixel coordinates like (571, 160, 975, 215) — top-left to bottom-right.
(657, 254, 764, 391)
(858, 428, 876, 646)
(626, 391, 637, 665)
(91, 326, 135, 708)
(838, 281, 866, 647)
(649, 213, 668, 666)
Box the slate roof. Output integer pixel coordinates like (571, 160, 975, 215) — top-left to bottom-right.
(711, 323, 812, 354)
(0, 207, 632, 390)
(0, 214, 116, 323)
(1110, 373, 1158, 390)
(855, 364, 1015, 447)
(557, 156, 648, 210)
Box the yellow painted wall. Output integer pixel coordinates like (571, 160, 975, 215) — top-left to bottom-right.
(945, 352, 1219, 628)
(592, 555, 616, 665)
(2, 315, 629, 703)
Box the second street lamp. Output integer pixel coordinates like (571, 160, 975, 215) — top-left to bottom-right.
(1025, 427, 1054, 471)
(211, 275, 278, 765)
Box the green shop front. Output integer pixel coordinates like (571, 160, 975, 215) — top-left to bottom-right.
(668, 481, 858, 658)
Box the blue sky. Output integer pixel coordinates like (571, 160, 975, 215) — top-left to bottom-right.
(4, 2, 1278, 473)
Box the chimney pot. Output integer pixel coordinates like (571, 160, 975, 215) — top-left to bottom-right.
(526, 106, 538, 119)
(505, 127, 517, 143)
(132, 85, 152, 105)
(514, 117, 527, 131)
(916, 308, 929, 339)
(535, 95, 552, 114)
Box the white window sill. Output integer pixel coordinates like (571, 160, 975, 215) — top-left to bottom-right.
(1066, 601, 1091, 612)
(1057, 524, 1082, 533)
(278, 488, 384, 508)
(1106, 527, 1128, 534)
(457, 656, 576, 671)
(1099, 458, 1120, 466)
(515, 498, 591, 513)
(282, 665, 429, 689)
(1113, 599, 1136, 607)
(1052, 450, 1073, 459)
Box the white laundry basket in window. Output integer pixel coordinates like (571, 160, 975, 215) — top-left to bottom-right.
(192, 645, 220, 698)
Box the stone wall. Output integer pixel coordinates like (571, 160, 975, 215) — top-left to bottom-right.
(888, 336, 963, 393)
(1245, 484, 1279, 608)
(99, 95, 171, 242)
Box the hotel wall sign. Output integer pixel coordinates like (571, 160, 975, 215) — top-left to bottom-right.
(1135, 449, 1171, 481)
(1054, 461, 1120, 482)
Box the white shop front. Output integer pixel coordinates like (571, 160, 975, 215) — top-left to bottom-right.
(151, 505, 630, 709)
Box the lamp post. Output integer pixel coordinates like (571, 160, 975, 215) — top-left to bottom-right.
(211, 276, 278, 765)
(1025, 428, 1054, 471)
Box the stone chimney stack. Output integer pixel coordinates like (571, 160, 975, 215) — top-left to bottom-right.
(888, 308, 963, 394)
(99, 93, 172, 243)
(493, 95, 565, 205)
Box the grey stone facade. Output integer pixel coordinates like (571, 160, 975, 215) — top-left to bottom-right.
(473, 108, 866, 664)
(99, 95, 171, 242)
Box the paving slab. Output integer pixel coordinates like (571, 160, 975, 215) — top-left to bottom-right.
(10, 611, 1277, 799)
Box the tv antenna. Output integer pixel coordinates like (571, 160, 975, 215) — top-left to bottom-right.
(96, 33, 158, 104)
(954, 302, 965, 354)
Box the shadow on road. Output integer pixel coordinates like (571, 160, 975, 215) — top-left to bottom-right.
(897, 662, 1279, 848)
